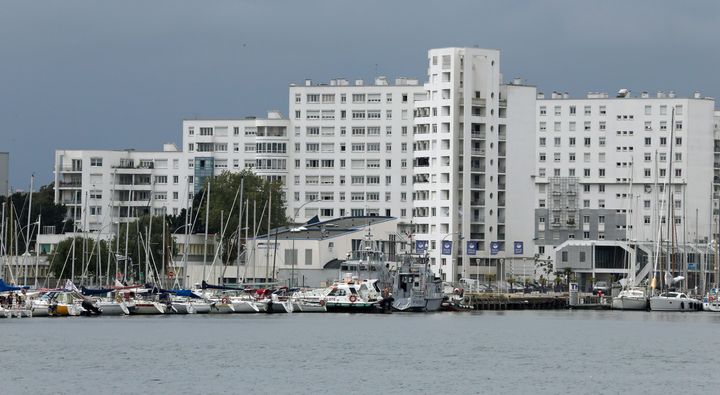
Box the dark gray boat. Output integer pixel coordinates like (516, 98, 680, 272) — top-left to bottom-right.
(391, 254, 443, 312)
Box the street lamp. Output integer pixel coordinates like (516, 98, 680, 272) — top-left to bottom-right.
(289, 199, 321, 287)
(440, 231, 463, 284)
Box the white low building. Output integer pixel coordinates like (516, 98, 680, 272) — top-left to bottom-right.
(247, 216, 402, 288)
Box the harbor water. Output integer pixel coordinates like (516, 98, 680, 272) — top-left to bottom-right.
(2, 310, 720, 394)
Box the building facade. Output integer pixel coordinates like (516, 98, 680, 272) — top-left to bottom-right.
(287, 77, 423, 224)
(411, 47, 537, 282)
(54, 144, 189, 232)
(535, 91, 716, 288)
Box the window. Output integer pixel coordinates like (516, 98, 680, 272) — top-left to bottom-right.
(90, 157, 103, 167)
(199, 127, 213, 136)
(539, 137, 546, 146)
(569, 137, 576, 146)
(645, 105, 652, 115)
(569, 106, 576, 115)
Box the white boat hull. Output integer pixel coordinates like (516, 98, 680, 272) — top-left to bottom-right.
(191, 302, 211, 314)
(612, 296, 648, 310)
(209, 302, 235, 314)
(171, 302, 196, 314)
(98, 301, 130, 315)
(231, 300, 260, 313)
(30, 301, 50, 317)
(131, 302, 167, 315)
(650, 296, 700, 311)
(297, 301, 327, 313)
(269, 300, 293, 313)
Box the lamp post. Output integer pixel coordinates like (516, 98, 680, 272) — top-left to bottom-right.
(440, 231, 463, 284)
(289, 199, 321, 287)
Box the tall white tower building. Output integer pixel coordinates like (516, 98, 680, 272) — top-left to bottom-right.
(412, 47, 537, 282)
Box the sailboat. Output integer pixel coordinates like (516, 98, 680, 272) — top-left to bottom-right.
(612, 161, 649, 310)
(649, 108, 700, 312)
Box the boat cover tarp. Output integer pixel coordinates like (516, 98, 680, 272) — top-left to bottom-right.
(163, 289, 202, 299)
(201, 280, 243, 291)
(0, 279, 25, 292)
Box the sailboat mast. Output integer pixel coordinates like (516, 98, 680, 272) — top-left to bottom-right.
(236, 177, 244, 284)
(34, 214, 40, 288)
(265, 183, 272, 283)
(665, 108, 676, 292)
(202, 180, 211, 283)
(23, 174, 34, 285)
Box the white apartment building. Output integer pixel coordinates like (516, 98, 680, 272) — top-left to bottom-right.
(535, 91, 716, 287)
(412, 47, 537, 282)
(182, 111, 291, 195)
(54, 144, 190, 233)
(288, 77, 423, 224)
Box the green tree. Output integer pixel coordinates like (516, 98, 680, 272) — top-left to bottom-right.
(114, 215, 171, 283)
(49, 237, 111, 282)
(193, 171, 288, 263)
(1, 182, 73, 254)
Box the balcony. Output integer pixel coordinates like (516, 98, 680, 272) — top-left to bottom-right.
(472, 98, 486, 106)
(58, 166, 82, 172)
(471, 149, 485, 156)
(58, 181, 82, 188)
(471, 131, 486, 139)
(499, 99, 507, 107)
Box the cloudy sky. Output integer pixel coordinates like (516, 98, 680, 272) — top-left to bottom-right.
(1, 0, 718, 190)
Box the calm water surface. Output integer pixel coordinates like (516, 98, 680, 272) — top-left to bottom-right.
(2, 310, 720, 394)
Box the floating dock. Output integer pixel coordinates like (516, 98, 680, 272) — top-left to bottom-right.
(461, 293, 568, 310)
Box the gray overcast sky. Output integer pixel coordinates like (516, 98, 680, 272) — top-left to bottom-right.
(1, 0, 719, 190)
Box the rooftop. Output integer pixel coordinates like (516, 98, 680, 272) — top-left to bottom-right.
(291, 76, 420, 88)
(255, 216, 396, 241)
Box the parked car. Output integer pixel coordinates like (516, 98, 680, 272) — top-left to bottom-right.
(592, 281, 609, 295)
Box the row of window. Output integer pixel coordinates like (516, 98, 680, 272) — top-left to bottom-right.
(539, 104, 683, 117)
(296, 92, 411, 104)
(296, 158, 407, 169)
(296, 109, 406, 120)
(300, 125, 409, 137)
(539, 120, 683, 132)
(295, 174, 408, 186)
(538, 166, 683, 178)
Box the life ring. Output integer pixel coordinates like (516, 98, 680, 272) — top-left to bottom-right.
(221, 297, 229, 304)
(349, 295, 358, 303)
(319, 300, 326, 306)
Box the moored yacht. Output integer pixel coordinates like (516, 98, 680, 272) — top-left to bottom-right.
(612, 287, 648, 311)
(650, 291, 701, 311)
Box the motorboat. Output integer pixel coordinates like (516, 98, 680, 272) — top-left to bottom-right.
(323, 278, 383, 313)
(650, 291, 701, 311)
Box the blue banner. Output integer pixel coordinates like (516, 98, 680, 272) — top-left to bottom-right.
(415, 240, 428, 254)
(441, 240, 452, 255)
(466, 241, 477, 255)
(490, 241, 500, 255)
(514, 241, 524, 255)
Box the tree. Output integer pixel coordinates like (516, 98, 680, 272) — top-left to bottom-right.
(49, 237, 111, 283)
(1, 182, 73, 254)
(193, 170, 288, 264)
(113, 215, 172, 283)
